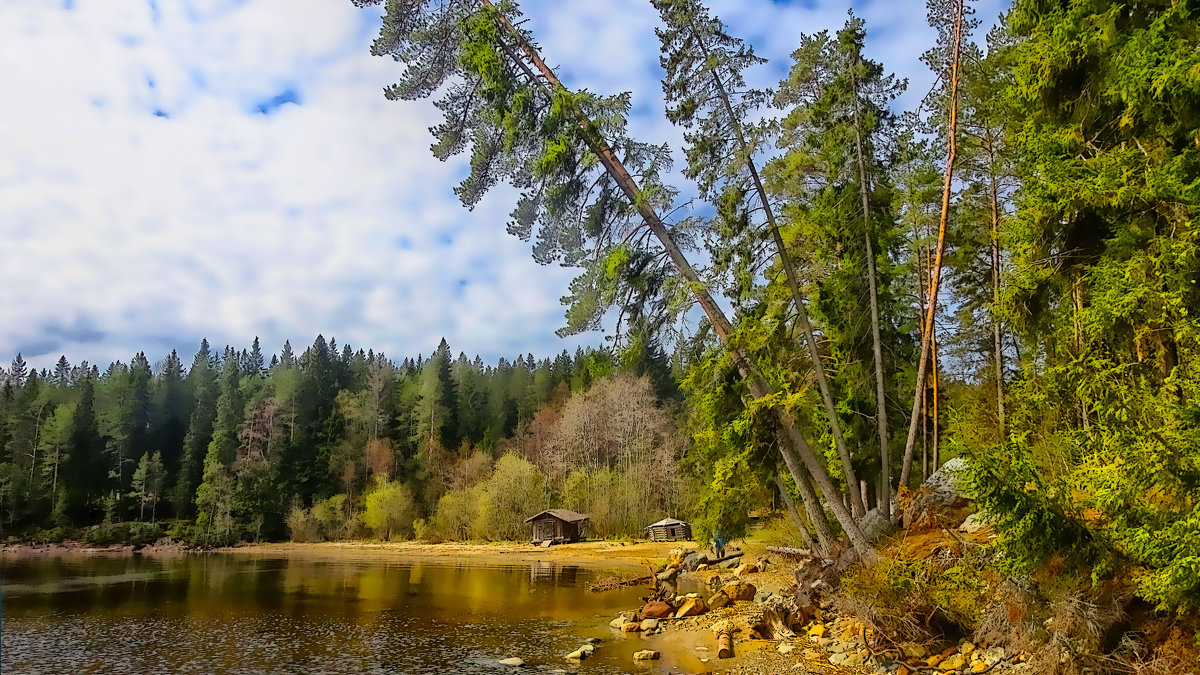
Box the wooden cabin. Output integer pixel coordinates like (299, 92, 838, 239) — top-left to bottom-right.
(524, 509, 589, 545)
(645, 517, 692, 542)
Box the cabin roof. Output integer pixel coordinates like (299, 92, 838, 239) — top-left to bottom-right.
(524, 509, 590, 524)
(645, 517, 689, 529)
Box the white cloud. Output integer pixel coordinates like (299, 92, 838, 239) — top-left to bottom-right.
(0, 0, 1007, 370)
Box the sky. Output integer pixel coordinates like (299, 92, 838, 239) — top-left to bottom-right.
(0, 0, 1006, 370)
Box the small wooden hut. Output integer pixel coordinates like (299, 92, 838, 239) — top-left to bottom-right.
(524, 509, 589, 545)
(645, 517, 692, 542)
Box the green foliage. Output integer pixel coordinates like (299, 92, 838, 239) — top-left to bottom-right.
(361, 480, 417, 540)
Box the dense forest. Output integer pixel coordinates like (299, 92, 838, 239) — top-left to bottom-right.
(0, 336, 692, 545)
(4, 0, 1198, 630)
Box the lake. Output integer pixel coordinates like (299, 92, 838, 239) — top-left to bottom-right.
(0, 552, 713, 674)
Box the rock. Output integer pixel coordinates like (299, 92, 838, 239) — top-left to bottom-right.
(709, 620, 733, 635)
(498, 657, 524, 667)
(900, 643, 928, 659)
(733, 562, 759, 576)
(632, 649, 660, 661)
(621, 621, 641, 633)
(707, 590, 731, 610)
(656, 566, 680, 582)
(565, 649, 586, 660)
(674, 596, 708, 618)
(960, 641, 976, 655)
(685, 592, 702, 599)
(971, 662, 989, 673)
(581, 644, 595, 655)
(719, 580, 757, 602)
(681, 552, 708, 572)
(585, 637, 601, 644)
(829, 652, 848, 665)
(980, 647, 1005, 666)
(843, 650, 867, 667)
(641, 601, 674, 619)
(639, 619, 659, 632)
(806, 623, 827, 639)
(858, 507, 893, 543)
(926, 457, 971, 499)
(897, 667, 911, 675)
(609, 617, 627, 629)
(959, 512, 991, 533)
(777, 643, 795, 655)
(939, 654, 966, 671)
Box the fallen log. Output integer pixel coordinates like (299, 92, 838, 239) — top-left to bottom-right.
(708, 552, 745, 565)
(766, 546, 813, 558)
(717, 632, 733, 659)
(587, 575, 653, 592)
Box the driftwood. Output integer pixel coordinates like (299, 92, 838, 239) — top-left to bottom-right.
(587, 574, 653, 592)
(717, 632, 733, 659)
(708, 552, 745, 565)
(766, 546, 813, 559)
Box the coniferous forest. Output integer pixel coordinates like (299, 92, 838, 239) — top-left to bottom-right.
(5, 0, 1200, 648)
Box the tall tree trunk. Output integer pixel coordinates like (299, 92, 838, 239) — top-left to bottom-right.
(781, 448, 836, 554)
(687, 18, 864, 519)
(478, 0, 874, 557)
(850, 55, 892, 519)
(987, 149, 1006, 433)
(932, 330, 940, 469)
(775, 473, 819, 554)
(899, 0, 965, 491)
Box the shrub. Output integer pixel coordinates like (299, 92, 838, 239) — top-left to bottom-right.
(361, 480, 417, 540)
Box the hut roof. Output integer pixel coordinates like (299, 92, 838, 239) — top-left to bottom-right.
(645, 517, 689, 529)
(524, 509, 590, 524)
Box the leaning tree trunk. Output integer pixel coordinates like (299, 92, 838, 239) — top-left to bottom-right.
(476, 0, 874, 558)
(687, 18, 864, 519)
(775, 473, 819, 555)
(898, 0, 965, 491)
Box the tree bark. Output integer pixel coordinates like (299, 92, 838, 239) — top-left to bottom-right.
(775, 473, 818, 554)
(987, 148, 1005, 433)
(477, 0, 874, 557)
(898, 0, 965, 490)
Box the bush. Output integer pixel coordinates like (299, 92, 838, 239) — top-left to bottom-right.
(286, 504, 320, 542)
(839, 550, 991, 641)
(82, 521, 164, 547)
(361, 480, 417, 540)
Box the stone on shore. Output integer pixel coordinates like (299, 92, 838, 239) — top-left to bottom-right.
(633, 649, 660, 661)
(641, 600, 674, 619)
(674, 596, 708, 618)
(621, 621, 641, 633)
(719, 580, 757, 602)
(707, 590, 730, 610)
(639, 618, 659, 632)
(498, 657, 524, 666)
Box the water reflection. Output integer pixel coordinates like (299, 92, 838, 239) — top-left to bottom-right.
(0, 553, 696, 674)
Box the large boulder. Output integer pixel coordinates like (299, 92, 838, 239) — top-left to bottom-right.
(656, 566, 680, 583)
(640, 600, 674, 619)
(858, 507, 893, 543)
(719, 580, 757, 602)
(707, 590, 731, 610)
(902, 457, 975, 531)
(674, 596, 708, 618)
(924, 457, 972, 503)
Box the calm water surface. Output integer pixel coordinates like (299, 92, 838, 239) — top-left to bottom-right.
(0, 552, 713, 674)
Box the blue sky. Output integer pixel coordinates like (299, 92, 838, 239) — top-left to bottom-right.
(0, 0, 1005, 369)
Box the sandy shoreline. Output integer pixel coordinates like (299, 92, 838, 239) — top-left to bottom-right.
(218, 539, 705, 569)
(0, 538, 708, 570)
